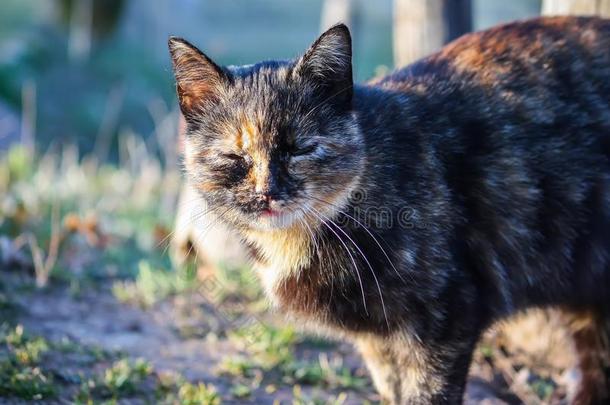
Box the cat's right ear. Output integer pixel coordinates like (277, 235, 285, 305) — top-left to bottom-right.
(168, 37, 228, 117)
(293, 24, 353, 106)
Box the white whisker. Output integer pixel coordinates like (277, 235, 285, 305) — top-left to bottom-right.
(306, 193, 409, 284)
(308, 205, 390, 329)
(303, 205, 369, 316)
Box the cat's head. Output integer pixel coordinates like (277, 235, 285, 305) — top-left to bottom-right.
(168, 25, 364, 231)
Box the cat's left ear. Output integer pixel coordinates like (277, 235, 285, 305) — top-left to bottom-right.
(168, 37, 228, 118)
(294, 24, 353, 106)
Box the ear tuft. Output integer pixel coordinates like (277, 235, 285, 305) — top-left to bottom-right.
(295, 24, 353, 104)
(168, 37, 226, 116)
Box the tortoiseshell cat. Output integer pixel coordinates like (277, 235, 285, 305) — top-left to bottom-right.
(169, 17, 610, 404)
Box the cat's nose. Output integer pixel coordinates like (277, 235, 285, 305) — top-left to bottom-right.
(257, 193, 279, 204)
(258, 194, 272, 203)
(255, 192, 284, 211)
(255, 175, 281, 204)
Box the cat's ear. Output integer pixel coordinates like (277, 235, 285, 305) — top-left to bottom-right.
(294, 24, 353, 105)
(168, 37, 228, 117)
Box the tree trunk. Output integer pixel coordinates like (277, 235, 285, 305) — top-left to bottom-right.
(393, 0, 472, 67)
(542, 0, 610, 16)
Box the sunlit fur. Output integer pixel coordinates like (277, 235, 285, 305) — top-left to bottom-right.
(171, 18, 610, 404)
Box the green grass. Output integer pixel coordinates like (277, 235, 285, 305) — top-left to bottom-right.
(75, 358, 153, 402)
(0, 362, 56, 401)
(228, 323, 297, 369)
(76, 362, 224, 405)
(2, 325, 49, 365)
(154, 371, 223, 405)
(103, 358, 153, 396)
(75, 356, 224, 405)
(0, 324, 56, 400)
(176, 382, 222, 405)
(211, 262, 263, 303)
(0, 323, 224, 404)
(284, 357, 368, 390)
(219, 323, 369, 396)
(112, 260, 198, 308)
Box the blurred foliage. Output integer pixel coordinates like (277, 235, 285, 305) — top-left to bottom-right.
(0, 324, 56, 401)
(0, 0, 390, 156)
(0, 135, 181, 283)
(101, 358, 153, 397)
(175, 382, 222, 405)
(112, 260, 198, 308)
(0, 0, 177, 156)
(0, 0, 541, 157)
(57, 0, 126, 38)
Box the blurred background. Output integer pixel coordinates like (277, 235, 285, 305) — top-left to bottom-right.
(0, 0, 543, 156)
(0, 1, 608, 404)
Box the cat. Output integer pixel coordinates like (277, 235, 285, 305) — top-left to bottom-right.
(168, 16, 610, 404)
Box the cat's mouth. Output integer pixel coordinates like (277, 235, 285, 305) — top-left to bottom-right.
(250, 204, 304, 230)
(260, 208, 280, 217)
(255, 208, 293, 229)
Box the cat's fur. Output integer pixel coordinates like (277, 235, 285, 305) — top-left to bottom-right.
(169, 17, 610, 404)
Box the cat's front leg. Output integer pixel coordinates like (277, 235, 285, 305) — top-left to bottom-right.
(356, 333, 475, 404)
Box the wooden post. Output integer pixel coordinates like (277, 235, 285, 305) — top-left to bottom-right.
(68, 0, 93, 62)
(20, 80, 36, 156)
(542, 0, 610, 16)
(320, 0, 352, 32)
(445, 0, 472, 42)
(393, 0, 472, 67)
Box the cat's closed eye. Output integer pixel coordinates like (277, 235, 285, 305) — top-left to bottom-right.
(222, 153, 245, 161)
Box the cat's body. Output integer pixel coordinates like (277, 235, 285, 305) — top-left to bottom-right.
(169, 17, 610, 404)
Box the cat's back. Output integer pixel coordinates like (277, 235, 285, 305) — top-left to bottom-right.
(367, 16, 610, 169)
(381, 16, 610, 85)
(376, 16, 610, 109)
